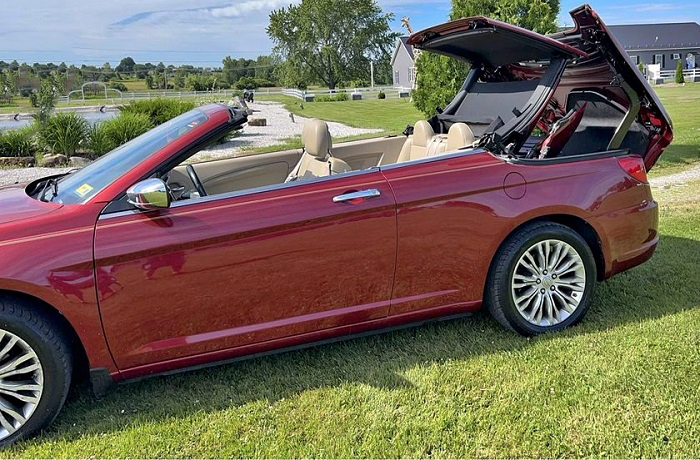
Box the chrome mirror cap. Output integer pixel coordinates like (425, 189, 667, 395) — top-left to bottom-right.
(126, 178, 171, 211)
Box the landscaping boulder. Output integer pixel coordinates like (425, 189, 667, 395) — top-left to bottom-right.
(248, 118, 267, 127)
(41, 154, 68, 167)
(70, 156, 90, 168)
(0, 156, 35, 167)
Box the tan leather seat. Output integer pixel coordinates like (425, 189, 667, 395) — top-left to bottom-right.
(286, 119, 351, 182)
(397, 120, 435, 163)
(446, 123, 476, 151)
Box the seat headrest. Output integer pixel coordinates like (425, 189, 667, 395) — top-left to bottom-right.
(447, 123, 475, 151)
(302, 119, 332, 158)
(413, 120, 434, 147)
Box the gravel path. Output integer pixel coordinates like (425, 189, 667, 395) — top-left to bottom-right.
(0, 102, 382, 186)
(649, 163, 700, 188)
(194, 101, 381, 161)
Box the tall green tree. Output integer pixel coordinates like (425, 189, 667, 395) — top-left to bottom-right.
(413, 0, 560, 116)
(267, 0, 398, 89)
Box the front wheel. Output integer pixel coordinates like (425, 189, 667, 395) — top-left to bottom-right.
(485, 222, 597, 335)
(0, 297, 72, 447)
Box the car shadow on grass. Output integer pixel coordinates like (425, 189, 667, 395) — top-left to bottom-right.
(24, 233, 700, 446)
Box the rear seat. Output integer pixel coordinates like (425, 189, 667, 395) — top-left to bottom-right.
(397, 121, 477, 163)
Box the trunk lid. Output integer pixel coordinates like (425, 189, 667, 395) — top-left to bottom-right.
(408, 17, 588, 67)
(552, 5, 673, 170)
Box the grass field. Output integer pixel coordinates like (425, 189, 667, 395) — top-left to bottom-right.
(2, 85, 700, 457)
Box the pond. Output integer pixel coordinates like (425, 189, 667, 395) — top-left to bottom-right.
(0, 111, 117, 132)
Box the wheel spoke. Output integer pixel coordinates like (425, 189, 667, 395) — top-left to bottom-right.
(512, 238, 586, 328)
(0, 336, 18, 362)
(0, 328, 43, 440)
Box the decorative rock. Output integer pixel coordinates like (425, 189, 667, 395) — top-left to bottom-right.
(248, 118, 267, 127)
(0, 156, 35, 167)
(41, 154, 68, 167)
(70, 156, 90, 167)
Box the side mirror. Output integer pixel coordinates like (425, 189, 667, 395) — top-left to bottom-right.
(126, 178, 171, 211)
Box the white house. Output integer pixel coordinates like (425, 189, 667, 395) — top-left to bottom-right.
(390, 37, 416, 88)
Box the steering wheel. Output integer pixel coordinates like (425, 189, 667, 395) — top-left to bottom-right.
(186, 164, 207, 197)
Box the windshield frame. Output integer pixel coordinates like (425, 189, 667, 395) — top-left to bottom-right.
(47, 107, 221, 205)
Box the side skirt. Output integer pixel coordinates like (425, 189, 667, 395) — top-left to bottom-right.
(90, 301, 480, 395)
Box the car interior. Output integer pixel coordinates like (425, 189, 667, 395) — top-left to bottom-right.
(164, 115, 478, 201)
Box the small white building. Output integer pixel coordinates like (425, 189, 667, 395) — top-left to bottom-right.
(390, 37, 416, 88)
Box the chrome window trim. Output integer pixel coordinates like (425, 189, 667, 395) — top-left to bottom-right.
(378, 147, 484, 171)
(98, 167, 381, 221)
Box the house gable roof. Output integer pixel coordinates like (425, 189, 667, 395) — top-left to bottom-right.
(391, 36, 415, 66)
(608, 22, 700, 51)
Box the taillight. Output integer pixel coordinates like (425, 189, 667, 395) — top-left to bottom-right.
(617, 156, 648, 184)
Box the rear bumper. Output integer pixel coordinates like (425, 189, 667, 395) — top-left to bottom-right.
(594, 198, 659, 279)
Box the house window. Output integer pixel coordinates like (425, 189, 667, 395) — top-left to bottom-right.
(654, 54, 665, 66)
(630, 55, 639, 65)
(672, 53, 681, 60)
(394, 70, 399, 85)
(408, 67, 416, 83)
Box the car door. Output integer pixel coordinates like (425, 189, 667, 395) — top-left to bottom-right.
(94, 169, 396, 370)
(380, 151, 508, 316)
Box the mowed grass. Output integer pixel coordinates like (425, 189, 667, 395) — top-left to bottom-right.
(4, 186, 699, 457)
(255, 94, 423, 135)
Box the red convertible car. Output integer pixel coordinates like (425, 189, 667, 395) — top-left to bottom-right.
(0, 5, 672, 445)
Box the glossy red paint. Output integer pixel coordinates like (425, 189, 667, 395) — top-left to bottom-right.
(0, 5, 672, 390)
(94, 170, 397, 369)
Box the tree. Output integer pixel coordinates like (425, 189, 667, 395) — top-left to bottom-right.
(413, 0, 560, 116)
(676, 59, 685, 84)
(116, 57, 136, 73)
(267, 0, 398, 89)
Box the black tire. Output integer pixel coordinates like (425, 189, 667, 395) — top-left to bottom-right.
(485, 221, 597, 335)
(0, 296, 72, 447)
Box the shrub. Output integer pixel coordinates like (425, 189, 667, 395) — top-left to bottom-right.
(100, 113, 153, 148)
(253, 78, 275, 88)
(0, 128, 36, 157)
(119, 99, 195, 126)
(109, 82, 129, 92)
(87, 123, 115, 157)
(377, 91, 386, 99)
(39, 113, 89, 157)
(676, 60, 685, 84)
(235, 77, 259, 90)
(314, 93, 349, 103)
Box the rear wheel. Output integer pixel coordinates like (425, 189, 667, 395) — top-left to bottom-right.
(0, 297, 72, 447)
(485, 222, 597, 335)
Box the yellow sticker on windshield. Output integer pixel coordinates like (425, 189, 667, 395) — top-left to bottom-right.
(75, 183, 94, 197)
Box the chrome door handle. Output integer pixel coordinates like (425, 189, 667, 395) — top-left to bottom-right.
(333, 189, 381, 203)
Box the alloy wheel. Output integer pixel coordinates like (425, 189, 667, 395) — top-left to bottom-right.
(510, 239, 586, 327)
(0, 329, 44, 442)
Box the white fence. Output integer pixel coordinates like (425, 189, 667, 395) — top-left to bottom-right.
(648, 68, 700, 84)
(56, 86, 413, 105)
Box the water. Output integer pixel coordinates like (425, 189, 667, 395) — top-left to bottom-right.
(0, 111, 117, 132)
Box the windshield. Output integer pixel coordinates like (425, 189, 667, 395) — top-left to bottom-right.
(49, 109, 209, 205)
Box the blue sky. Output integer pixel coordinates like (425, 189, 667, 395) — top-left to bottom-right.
(1, 0, 699, 67)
